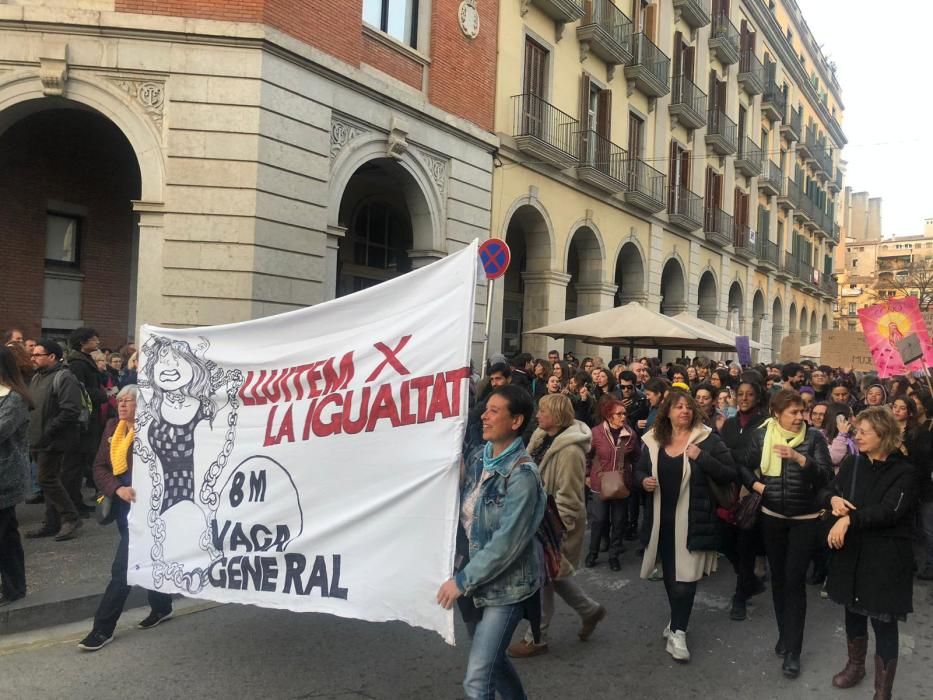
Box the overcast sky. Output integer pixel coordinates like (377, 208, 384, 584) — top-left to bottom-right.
(796, 0, 930, 237)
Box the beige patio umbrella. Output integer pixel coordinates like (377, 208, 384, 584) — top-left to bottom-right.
(670, 312, 763, 350)
(526, 302, 736, 354)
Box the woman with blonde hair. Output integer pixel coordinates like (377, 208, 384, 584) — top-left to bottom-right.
(821, 407, 917, 700)
(635, 390, 736, 662)
(508, 393, 606, 658)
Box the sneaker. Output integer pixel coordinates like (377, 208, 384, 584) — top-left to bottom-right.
(138, 610, 173, 629)
(665, 630, 690, 662)
(506, 640, 548, 658)
(578, 605, 607, 641)
(53, 519, 82, 541)
(662, 622, 671, 639)
(729, 595, 747, 621)
(78, 630, 113, 651)
(820, 580, 829, 599)
(648, 565, 664, 581)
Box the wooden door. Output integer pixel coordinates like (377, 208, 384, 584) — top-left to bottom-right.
(523, 38, 548, 136)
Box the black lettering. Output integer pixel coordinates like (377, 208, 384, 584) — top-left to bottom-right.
(210, 520, 231, 552)
(230, 471, 245, 507)
(260, 557, 278, 592)
(282, 553, 306, 594)
(249, 470, 267, 502)
(241, 555, 264, 590)
(228, 556, 243, 589)
(303, 555, 329, 597)
(329, 554, 348, 600)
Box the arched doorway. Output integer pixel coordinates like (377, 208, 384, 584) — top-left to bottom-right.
(614, 242, 645, 306)
(501, 204, 552, 356)
(0, 104, 142, 345)
(799, 304, 809, 339)
(697, 271, 718, 323)
(822, 313, 829, 331)
(728, 281, 744, 336)
(810, 310, 818, 344)
(771, 296, 784, 360)
(788, 302, 797, 338)
(660, 259, 687, 316)
(752, 290, 765, 363)
(565, 226, 604, 356)
(336, 158, 432, 297)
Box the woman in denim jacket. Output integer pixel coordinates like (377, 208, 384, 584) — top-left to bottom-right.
(437, 385, 546, 700)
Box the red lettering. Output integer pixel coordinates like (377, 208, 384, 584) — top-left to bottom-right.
(426, 373, 451, 422)
(323, 351, 355, 393)
(263, 404, 279, 446)
(301, 398, 319, 440)
(264, 404, 295, 446)
(445, 367, 471, 417)
(365, 336, 412, 382)
(409, 376, 434, 422)
(341, 388, 370, 435)
(239, 370, 257, 406)
(366, 383, 401, 431)
(398, 380, 416, 426)
(312, 394, 343, 437)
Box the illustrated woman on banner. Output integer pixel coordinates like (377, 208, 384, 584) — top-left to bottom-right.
(137, 335, 242, 593)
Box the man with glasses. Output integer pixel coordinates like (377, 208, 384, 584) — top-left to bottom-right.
(26, 339, 83, 541)
(617, 371, 649, 428)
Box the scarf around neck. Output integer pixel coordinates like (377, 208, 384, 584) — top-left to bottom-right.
(483, 437, 523, 473)
(110, 420, 135, 477)
(760, 417, 805, 477)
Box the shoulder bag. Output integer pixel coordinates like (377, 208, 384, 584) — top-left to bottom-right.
(95, 493, 117, 526)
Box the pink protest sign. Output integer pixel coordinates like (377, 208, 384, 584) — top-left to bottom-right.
(857, 296, 933, 377)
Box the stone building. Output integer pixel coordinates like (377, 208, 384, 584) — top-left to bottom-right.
(487, 0, 845, 361)
(0, 0, 498, 357)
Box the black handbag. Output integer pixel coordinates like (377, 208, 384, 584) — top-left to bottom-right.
(95, 493, 117, 526)
(735, 490, 762, 531)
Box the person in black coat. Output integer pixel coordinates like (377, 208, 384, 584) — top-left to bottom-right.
(718, 376, 769, 621)
(740, 389, 832, 679)
(634, 389, 735, 663)
(820, 407, 917, 700)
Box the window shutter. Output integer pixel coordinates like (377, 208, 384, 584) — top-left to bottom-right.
(673, 31, 683, 77)
(580, 72, 591, 124)
(680, 148, 690, 188)
(684, 45, 696, 81)
(645, 3, 657, 42)
(597, 88, 612, 140)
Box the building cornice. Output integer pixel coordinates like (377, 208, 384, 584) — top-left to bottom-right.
(780, 0, 844, 108)
(0, 6, 499, 153)
(745, 1, 847, 148)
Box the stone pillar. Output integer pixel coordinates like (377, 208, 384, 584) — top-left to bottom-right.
(521, 270, 570, 358)
(132, 200, 165, 334)
(322, 224, 345, 302)
(646, 222, 665, 312)
(574, 281, 618, 361)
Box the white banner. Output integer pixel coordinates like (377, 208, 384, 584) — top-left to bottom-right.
(127, 242, 479, 643)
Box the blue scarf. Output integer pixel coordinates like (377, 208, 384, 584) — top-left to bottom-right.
(483, 437, 524, 472)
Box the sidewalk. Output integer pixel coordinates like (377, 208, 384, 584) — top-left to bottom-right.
(0, 487, 147, 636)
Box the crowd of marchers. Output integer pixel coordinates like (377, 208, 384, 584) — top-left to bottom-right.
(439, 349, 930, 700)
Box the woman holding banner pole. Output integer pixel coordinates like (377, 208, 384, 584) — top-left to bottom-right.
(437, 385, 546, 700)
(78, 385, 174, 652)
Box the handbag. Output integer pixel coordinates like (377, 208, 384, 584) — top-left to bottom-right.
(706, 476, 737, 510)
(599, 468, 631, 501)
(735, 490, 762, 531)
(95, 493, 117, 526)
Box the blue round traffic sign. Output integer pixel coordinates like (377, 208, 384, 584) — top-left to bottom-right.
(479, 238, 511, 280)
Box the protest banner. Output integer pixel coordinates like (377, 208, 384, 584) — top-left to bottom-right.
(819, 330, 874, 372)
(779, 332, 801, 363)
(857, 296, 933, 377)
(735, 336, 751, 366)
(127, 242, 479, 644)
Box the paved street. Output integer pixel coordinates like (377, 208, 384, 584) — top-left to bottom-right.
(2, 552, 931, 700)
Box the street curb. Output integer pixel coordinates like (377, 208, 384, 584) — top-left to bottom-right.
(0, 586, 149, 636)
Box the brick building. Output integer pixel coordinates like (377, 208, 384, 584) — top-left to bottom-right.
(0, 0, 498, 354)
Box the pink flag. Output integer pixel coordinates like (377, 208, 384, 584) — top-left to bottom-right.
(857, 296, 933, 377)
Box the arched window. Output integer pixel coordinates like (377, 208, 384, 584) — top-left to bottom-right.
(337, 198, 412, 296)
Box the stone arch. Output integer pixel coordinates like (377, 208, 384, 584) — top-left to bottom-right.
(563, 219, 607, 284)
(810, 309, 818, 344)
(613, 238, 647, 305)
(728, 280, 745, 335)
(697, 270, 718, 323)
(329, 131, 446, 254)
(772, 296, 784, 359)
(565, 225, 610, 356)
(660, 257, 687, 316)
(501, 203, 555, 355)
(0, 69, 164, 202)
(499, 194, 557, 270)
(799, 304, 809, 336)
(788, 301, 798, 335)
(752, 289, 766, 344)
(822, 313, 829, 330)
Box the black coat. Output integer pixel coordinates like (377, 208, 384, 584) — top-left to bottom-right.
(635, 430, 736, 552)
(719, 411, 768, 484)
(740, 425, 832, 517)
(27, 365, 81, 453)
(902, 427, 933, 502)
(820, 453, 917, 616)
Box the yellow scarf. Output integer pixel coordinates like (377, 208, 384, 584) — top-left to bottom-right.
(110, 420, 135, 477)
(759, 417, 805, 477)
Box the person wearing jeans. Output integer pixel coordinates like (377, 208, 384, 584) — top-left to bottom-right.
(741, 389, 832, 679)
(437, 386, 545, 700)
(78, 385, 173, 651)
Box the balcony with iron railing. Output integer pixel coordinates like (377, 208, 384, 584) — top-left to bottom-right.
(758, 159, 782, 196)
(668, 184, 704, 232)
(734, 224, 757, 260)
(512, 93, 580, 167)
(828, 169, 843, 193)
(575, 129, 628, 194)
(672, 0, 711, 29)
(777, 251, 795, 280)
(669, 74, 707, 129)
(528, 0, 585, 23)
(761, 77, 786, 123)
(820, 275, 838, 299)
(832, 221, 840, 243)
(704, 206, 733, 247)
(796, 259, 816, 290)
(780, 105, 801, 141)
(756, 237, 779, 271)
(705, 108, 737, 155)
(797, 125, 818, 161)
(777, 176, 796, 211)
(576, 0, 633, 66)
(793, 189, 814, 225)
(623, 157, 666, 213)
(709, 12, 739, 65)
(738, 49, 764, 95)
(735, 136, 762, 177)
(625, 32, 671, 97)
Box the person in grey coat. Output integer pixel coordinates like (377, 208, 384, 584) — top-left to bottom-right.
(0, 346, 33, 605)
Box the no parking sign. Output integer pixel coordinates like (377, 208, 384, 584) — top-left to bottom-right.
(478, 238, 510, 280)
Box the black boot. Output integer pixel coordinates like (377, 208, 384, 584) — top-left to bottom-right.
(782, 652, 800, 678)
(585, 552, 598, 568)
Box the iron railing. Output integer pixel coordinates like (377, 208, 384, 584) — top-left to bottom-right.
(576, 129, 628, 187)
(668, 184, 703, 229)
(759, 159, 783, 193)
(762, 77, 786, 119)
(738, 48, 764, 93)
(736, 136, 762, 176)
(627, 32, 671, 94)
(757, 237, 779, 267)
(707, 108, 737, 152)
(626, 157, 666, 209)
(734, 225, 757, 258)
(709, 11, 739, 64)
(704, 206, 733, 246)
(512, 93, 580, 161)
(781, 105, 802, 140)
(578, 0, 633, 62)
(670, 74, 707, 126)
